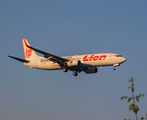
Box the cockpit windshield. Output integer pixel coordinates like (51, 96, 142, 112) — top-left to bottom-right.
(116, 55, 122, 57)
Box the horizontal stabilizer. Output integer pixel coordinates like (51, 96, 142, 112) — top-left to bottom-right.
(8, 55, 30, 63)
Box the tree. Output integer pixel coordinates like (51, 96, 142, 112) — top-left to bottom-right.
(120, 77, 145, 120)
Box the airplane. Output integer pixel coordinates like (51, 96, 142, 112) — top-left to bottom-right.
(8, 38, 126, 76)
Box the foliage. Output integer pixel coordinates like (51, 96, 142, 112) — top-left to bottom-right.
(120, 77, 145, 120)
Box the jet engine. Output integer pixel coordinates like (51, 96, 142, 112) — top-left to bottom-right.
(84, 67, 98, 74)
(67, 60, 81, 67)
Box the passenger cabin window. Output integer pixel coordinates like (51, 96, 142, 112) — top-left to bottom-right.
(116, 55, 122, 57)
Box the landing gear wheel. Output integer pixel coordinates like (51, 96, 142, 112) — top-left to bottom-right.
(63, 68, 68, 72)
(113, 67, 116, 70)
(73, 72, 78, 76)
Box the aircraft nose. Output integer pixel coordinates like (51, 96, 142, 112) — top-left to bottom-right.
(122, 57, 127, 62)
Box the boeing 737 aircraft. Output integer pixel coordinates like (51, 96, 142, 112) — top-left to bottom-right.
(8, 38, 126, 76)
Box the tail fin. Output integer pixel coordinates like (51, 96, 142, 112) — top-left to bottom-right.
(22, 38, 39, 60)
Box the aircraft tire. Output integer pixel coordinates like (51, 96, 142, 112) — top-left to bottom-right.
(73, 72, 78, 76)
(63, 68, 68, 72)
(113, 67, 116, 70)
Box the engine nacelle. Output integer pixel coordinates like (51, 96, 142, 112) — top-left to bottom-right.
(84, 67, 98, 74)
(67, 60, 81, 67)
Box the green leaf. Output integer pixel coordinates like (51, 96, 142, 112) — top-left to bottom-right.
(129, 103, 135, 107)
(120, 96, 124, 100)
(125, 96, 128, 99)
(134, 105, 139, 114)
(137, 95, 141, 98)
(128, 98, 132, 102)
(132, 87, 134, 92)
(142, 94, 145, 97)
(129, 107, 132, 111)
(136, 97, 139, 102)
(141, 117, 144, 120)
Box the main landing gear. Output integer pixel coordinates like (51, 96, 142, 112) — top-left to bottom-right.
(73, 72, 78, 76)
(63, 68, 78, 76)
(62, 68, 68, 72)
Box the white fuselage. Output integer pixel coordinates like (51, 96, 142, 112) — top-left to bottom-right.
(24, 53, 126, 70)
(8, 38, 127, 76)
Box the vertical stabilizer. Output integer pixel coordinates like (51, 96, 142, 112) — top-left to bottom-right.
(22, 38, 39, 60)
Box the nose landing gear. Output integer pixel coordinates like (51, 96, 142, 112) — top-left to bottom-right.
(113, 64, 119, 71)
(113, 67, 116, 70)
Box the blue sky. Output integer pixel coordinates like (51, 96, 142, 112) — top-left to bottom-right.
(0, 0, 147, 120)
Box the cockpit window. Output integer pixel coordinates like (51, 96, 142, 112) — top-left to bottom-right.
(116, 55, 122, 57)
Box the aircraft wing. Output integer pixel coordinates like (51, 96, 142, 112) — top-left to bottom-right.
(24, 41, 69, 66)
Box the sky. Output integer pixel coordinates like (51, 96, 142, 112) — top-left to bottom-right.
(0, 0, 147, 120)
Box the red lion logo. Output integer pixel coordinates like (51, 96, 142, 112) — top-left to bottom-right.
(25, 48, 33, 58)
